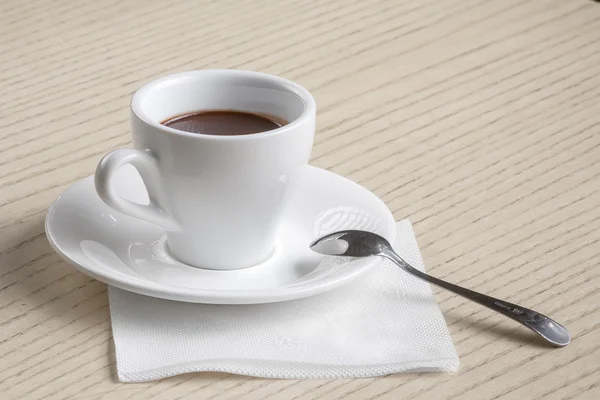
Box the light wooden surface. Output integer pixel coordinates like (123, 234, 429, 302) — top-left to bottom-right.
(1, 0, 599, 398)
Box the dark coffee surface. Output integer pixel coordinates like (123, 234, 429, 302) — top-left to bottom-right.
(162, 110, 285, 135)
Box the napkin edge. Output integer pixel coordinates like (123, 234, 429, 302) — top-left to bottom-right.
(118, 356, 460, 382)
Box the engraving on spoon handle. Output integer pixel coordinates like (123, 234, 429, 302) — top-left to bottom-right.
(382, 249, 571, 347)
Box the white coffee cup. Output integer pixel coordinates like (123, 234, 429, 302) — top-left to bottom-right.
(94, 70, 315, 270)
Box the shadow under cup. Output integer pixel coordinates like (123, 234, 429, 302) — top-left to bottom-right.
(128, 70, 316, 270)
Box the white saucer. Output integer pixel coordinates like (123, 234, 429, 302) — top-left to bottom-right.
(46, 165, 396, 304)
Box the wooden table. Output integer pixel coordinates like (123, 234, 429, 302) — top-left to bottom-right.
(1, 0, 599, 398)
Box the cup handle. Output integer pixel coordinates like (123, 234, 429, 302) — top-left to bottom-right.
(94, 149, 179, 231)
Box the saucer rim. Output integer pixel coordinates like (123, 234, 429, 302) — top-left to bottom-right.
(45, 166, 396, 304)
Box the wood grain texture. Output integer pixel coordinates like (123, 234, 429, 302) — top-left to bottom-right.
(1, 0, 599, 398)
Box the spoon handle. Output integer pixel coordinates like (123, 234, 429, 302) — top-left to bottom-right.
(382, 249, 571, 347)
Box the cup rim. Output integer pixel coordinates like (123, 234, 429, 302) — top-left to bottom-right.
(131, 69, 316, 141)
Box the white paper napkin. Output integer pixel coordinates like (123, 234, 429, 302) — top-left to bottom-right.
(109, 220, 459, 382)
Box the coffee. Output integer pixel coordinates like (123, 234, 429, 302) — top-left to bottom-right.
(162, 110, 286, 136)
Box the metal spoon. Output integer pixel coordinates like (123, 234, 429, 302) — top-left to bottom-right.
(310, 230, 571, 347)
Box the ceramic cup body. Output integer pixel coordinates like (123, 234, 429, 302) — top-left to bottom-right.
(94, 70, 315, 269)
